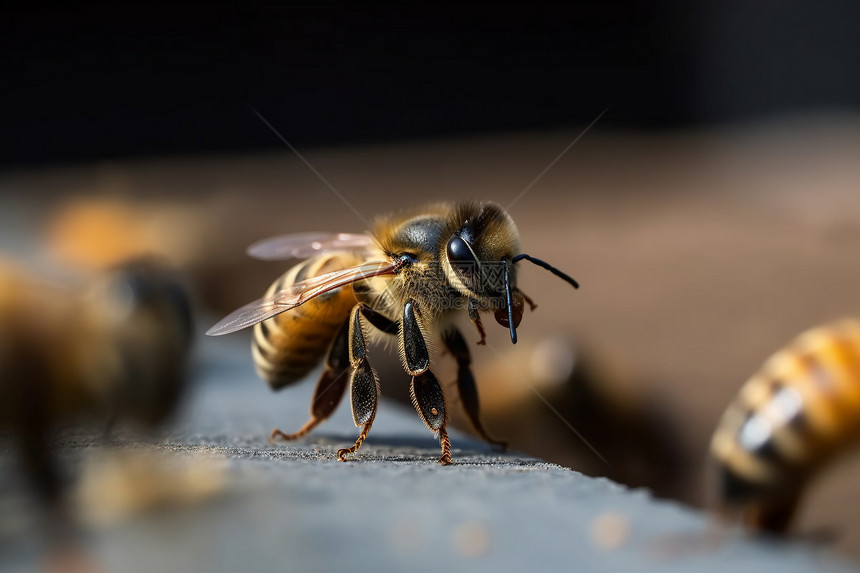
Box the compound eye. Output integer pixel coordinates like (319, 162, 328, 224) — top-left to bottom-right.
(446, 235, 478, 276)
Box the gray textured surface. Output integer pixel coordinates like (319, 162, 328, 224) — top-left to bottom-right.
(1, 333, 858, 573)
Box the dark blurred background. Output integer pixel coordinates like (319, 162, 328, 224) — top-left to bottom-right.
(3, 1, 859, 167)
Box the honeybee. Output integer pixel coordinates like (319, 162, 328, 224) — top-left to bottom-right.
(0, 257, 192, 507)
(710, 318, 860, 533)
(207, 201, 579, 464)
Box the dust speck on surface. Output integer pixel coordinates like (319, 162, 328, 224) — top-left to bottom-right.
(589, 511, 631, 551)
(452, 520, 492, 558)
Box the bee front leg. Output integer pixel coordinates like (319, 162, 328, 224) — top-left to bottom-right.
(411, 371, 452, 465)
(270, 320, 350, 443)
(442, 327, 508, 451)
(518, 289, 538, 311)
(467, 298, 487, 345)
(401, 299, 452, 465)
(337, 305, 381, 462)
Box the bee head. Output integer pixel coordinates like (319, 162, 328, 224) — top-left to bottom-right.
(444, 202, 520, 299)
(444, 202, 579, 344)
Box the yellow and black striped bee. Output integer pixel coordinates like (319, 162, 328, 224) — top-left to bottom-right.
(710, 318, 860, 533)
(207, 201, 579, 464)
(0, 257, 192, 508)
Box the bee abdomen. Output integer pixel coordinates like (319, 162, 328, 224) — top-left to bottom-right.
(252, 253, 361, 390)
(711, 319, 860, 503)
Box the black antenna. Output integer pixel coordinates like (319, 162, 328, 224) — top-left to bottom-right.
(503, 258, 517, 344)
(511, 254, 579, 289)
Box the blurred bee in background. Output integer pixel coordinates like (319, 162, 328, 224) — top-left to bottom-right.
(207, 201, 579, 464)
(0, 256, 193, 517)
(710, 318, 860, 534)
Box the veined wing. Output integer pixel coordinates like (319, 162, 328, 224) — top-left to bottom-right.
(205, 259, 398, 336)
(247, 232, 376, 261)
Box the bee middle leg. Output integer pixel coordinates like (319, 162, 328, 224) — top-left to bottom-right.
(270, 320, 351, 443)
(402, 299, 452, 464)
(337, 304, 390, 462)
(442, 327, 508, 451)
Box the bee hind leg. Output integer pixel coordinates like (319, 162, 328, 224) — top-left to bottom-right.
(270, 320, 351, 443)
(269, 370, 349, 442)
(337, 305, 382, 462)
(442, 327, 508, 451)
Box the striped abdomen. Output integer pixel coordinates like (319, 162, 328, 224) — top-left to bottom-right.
(252, 253, 361, 390)
(710, 319, 860, 528)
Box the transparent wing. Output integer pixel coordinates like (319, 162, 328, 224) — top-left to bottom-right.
(205, 259, 399, 336)
(247, 232, 376, 261)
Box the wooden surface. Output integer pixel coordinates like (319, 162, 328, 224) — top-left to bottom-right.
(1, 335, 857, 573)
